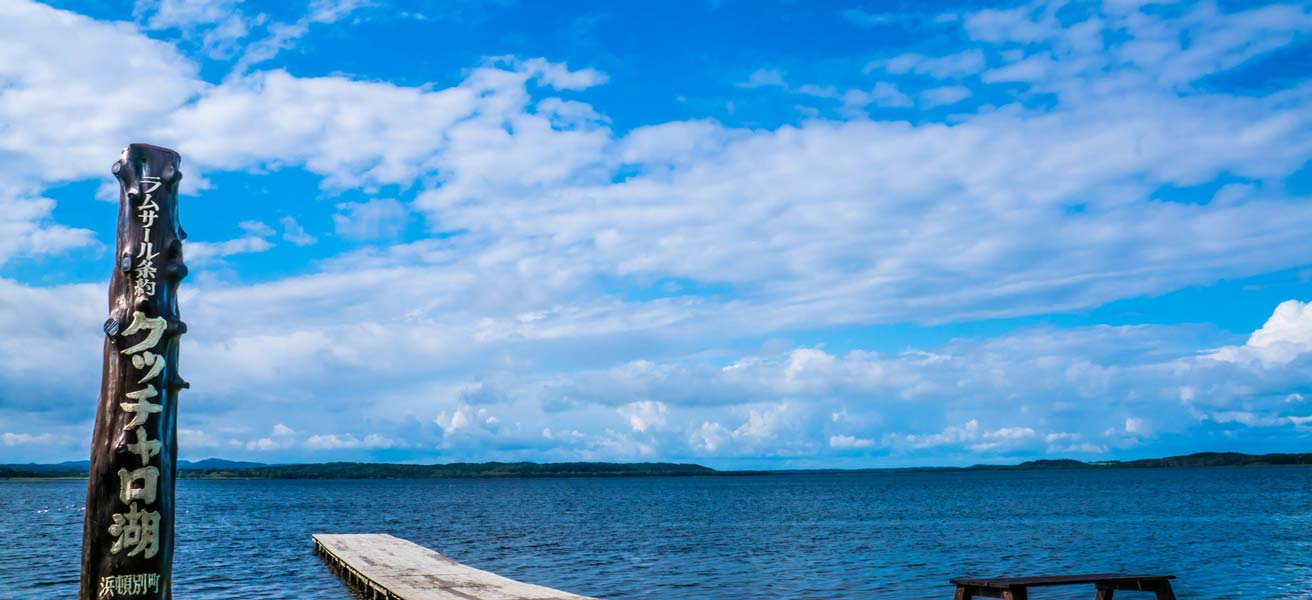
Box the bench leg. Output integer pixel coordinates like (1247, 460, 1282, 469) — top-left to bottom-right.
(1001, 586, 1028, 600)
(1095, 583, 1114, 600)
(955, 585, 1005, 599)
(1151, 581, 1176, 600)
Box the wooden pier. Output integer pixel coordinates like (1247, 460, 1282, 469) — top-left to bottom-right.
(313, 534, 597, 600)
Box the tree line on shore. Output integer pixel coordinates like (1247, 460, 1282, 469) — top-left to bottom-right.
(3, 451, 1311, 480)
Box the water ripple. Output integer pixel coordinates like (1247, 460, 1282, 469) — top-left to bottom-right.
(1, 468, 1310, 598)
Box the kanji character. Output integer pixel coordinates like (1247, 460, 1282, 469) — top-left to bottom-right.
(134, 260, 157, 282)
(116, 466, 159, 505)
(108, 502, 160, 558)
(133, 279, 157, 298)
(120, 386, 160, 430)
(126, 427, 160, 465)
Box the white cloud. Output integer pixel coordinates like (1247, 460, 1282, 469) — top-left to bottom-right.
(982, 54, 1055, 84)
(829, 434, 876, 450)
(878, 50, 987, 78)
(968, 1, 1312, 91)
(1208, 300, 1312, 366)
(855, 81, 915, 108)
(244, 422, 300, 446)
(618, 400, 668, 433)
(2, 432, 61, 447)
(308, 0, 373, 23)
(433, 408, 472, 435)
(0, 2, 203, 182)
(891, 419, 1076, 454)
(134, 0, 251, 58)
(0, 193, 98, 265)
(839, 9, 936, 29)
(0, 281, 104, 408)
(738, 68, 787, 88)
(411, 80, 1312, 330)
(764, 76, 914, 111)
(988, 427, 1039, 440)
(920, 85, 971, 107)
(136, 0, 239, 29)
(1207, 411, 1300, 428)
(1, 0, 1311, 467)
(179, 428, 243, 450)
(1049, 442, 1107, 454)
(679, 403, 812, 457)
(333, 199, 408, 240)
(515, 57, 608, 91)
(280, 216, 317, 246)
(239, 220, 275, 237)
(304, 433, 400, 449)
(10, 1, 1310, 336)
(433, 404, 504, 445)
(691, 421, 731, 453)
(187, 230, 275, 265)
(164, 69, 479, 188)
(230, 0, 374, 73)
(4, 266, 1311, 465)
(246, 437, 287, 451)
(899, 420, 981, 449)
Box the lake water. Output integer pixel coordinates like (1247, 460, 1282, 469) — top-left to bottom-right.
(2, 468, 1310, 599)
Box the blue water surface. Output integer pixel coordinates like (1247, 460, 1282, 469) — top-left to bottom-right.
(2, 468, 1310, 599)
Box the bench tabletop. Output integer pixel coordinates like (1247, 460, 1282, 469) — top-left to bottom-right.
(951, 574, 1176, 588)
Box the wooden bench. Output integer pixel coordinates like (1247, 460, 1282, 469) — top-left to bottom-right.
(951, 574, 1176, 600)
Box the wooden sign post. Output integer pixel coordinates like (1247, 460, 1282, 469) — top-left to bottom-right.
(80, 144, 188, 600)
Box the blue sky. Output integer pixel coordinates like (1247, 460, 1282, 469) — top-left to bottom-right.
(1, 0, 1311, 468)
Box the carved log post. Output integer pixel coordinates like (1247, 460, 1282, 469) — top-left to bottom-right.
(80, 143, 188, 600)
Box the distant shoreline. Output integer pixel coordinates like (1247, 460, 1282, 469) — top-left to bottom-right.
(3, 451, 1310, 480)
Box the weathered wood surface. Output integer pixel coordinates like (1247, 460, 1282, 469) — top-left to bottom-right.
(951, 574, 1175, 588)
(951, 573, 1176, 600)
(313, 534, 598, 600)
(81, 143, 188, 600)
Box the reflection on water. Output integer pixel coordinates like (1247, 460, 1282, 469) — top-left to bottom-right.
(2, 468, 1310, 599)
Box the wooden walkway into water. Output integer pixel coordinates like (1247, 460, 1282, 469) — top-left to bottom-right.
(313, 533, 597, 600)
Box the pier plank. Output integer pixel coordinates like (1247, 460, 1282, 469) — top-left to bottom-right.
(314, 533, 597, 600)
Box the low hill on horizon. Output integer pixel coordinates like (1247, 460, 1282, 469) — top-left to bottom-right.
(184, 461, 720, 479)
(0, 460, 722, 479)
(960, 451, 1312, 471)
(0, 458, 268, 473)
(3, 451, 1310, 480)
